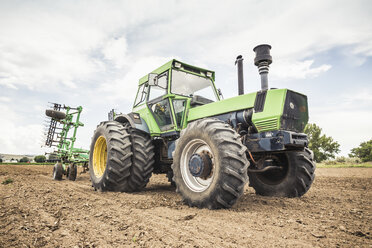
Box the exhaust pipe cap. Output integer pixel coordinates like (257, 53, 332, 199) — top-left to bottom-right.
(253, 44, 272, 66)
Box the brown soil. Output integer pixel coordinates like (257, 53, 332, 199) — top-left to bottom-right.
(0, 165, 371, 247)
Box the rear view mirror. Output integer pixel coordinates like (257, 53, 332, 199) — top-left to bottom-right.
(218, 88, 224, 100)
(148, 73, 158, 86)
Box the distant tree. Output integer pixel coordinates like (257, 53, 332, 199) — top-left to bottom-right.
(304, 123, 340, 162)
(34, 155, 46, 163)
(349, 139, 372, 162)
(20, 157, 30, 163)
(0, 158, 2, 163)
(48, 153, 59, 161)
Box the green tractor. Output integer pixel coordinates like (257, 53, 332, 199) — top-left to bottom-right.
(89, 44, 315, 209)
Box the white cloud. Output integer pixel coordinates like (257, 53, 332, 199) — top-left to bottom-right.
(0, 17, 102, 90)
(271, 60, 331, 80)
(310, 88, 372, 156)
(0, 0, 371, 155)
(97, 55, 175, 102)
(1, 0, 371, 92)
(312, 110, 372, 157)
(342, 91, 372, 107)
(0, 97, 11, 102)
(0, 105, 44, 154)
(102, 37, 128, 68)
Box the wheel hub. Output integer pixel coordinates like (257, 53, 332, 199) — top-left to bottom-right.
(92, 135, 107, 178)
(180, 139, 215, 192)
(188, 152, 212, 178)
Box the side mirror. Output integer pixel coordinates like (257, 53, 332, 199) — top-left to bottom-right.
(148, 73, 158, 86)
(218, 88, 224, 100)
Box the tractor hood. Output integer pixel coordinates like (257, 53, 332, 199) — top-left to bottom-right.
(187, 88, 309, 133)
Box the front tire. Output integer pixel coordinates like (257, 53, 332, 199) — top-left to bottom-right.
(172, 119, 249, 209)
(248, 148, 316, 197)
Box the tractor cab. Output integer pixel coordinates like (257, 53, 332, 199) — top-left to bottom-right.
(132, 60, 220, 135)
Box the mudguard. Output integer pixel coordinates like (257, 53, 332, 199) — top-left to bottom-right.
(114, 113, 150, 134)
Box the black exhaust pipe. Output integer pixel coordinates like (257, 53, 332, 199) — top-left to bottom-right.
(253, 44, 272, 91)
(235, 55, 244, 95)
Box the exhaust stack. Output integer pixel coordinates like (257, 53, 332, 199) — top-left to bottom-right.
(235, 55, 244, 95)
(253, 44, 272, 91)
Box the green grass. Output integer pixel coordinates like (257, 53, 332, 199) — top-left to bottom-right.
(2, 178, 14, 185)
(317, 162, 372, 168)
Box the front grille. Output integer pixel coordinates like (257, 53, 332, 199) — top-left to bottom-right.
(281, 90, 308, 132)
(254, 117, 279, 132)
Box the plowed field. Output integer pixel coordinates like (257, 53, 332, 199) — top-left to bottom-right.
(0, 164, 371, 247)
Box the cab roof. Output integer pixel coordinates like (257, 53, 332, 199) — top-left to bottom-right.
(138, 59, 215, 85)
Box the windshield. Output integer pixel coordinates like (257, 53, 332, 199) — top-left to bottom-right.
(171, 69, 217, 101)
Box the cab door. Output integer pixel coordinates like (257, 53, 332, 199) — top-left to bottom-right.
(147, 72, 175, 132)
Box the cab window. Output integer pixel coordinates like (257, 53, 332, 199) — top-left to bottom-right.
(148, 72, 168, 101)
(134, 84, 148, 107)
(171, 69, 217, 101)
(150, 99, 173, 131)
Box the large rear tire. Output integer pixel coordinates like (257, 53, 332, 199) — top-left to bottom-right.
(89, 121, 133, 191)
(89, 121, 155, 192)
(172, 119, 249, 209)
(126, 127, 155, 192)
(248, 148, 315, 197)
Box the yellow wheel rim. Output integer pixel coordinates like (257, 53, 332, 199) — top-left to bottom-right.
(93, 136, 107, 178)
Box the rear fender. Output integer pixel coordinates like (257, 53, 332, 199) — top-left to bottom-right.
(114, 113, 150, 134)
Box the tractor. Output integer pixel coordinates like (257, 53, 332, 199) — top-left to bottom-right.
(89, 44, 315, 209)
(44, 103, 89, 181)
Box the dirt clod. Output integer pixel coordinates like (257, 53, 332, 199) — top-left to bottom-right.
(181, 214, 197, 221)
(311, 232, 326, 238)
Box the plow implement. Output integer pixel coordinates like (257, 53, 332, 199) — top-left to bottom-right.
(43, 103, 89, 181)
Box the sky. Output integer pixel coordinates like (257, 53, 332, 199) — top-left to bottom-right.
(0, 0, 371, 157)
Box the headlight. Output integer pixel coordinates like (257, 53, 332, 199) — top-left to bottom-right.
(174, 62, 182, 68)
